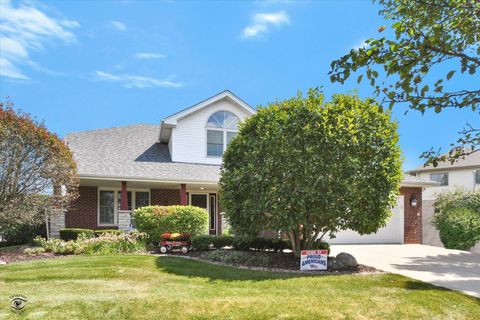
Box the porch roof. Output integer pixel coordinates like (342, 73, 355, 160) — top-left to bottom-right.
(65, 124, 220, 184)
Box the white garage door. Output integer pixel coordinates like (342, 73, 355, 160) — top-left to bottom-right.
(327, 196, 404, 244)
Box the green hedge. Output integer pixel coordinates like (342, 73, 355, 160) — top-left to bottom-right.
(133, 205, 208, 243)
(434, 189, 480, 250)
(59, 228, 95, 241)
(0, 222, 46, 246)
(191, 235, 296, 252)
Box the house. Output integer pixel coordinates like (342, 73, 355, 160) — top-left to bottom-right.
(52, 90, 437, 244)
(409, 151, 480, 247)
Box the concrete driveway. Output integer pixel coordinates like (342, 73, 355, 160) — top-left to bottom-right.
(331, 244, 480, 298)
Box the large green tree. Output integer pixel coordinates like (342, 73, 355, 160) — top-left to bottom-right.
(220, 90, 403, 257)
(0, 101, 79, 232)
(330, 0, 480, 165)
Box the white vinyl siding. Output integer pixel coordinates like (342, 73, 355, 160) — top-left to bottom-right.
(170, 99, 251, 165)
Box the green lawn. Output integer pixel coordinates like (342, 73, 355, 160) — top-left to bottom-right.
(0, 255, 479, 319)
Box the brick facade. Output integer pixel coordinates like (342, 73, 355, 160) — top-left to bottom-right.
(400, 187, 422, 244)
(151, 189, 181, 206)
(66, 186, 99, 229)
(67, 185, 422, 241)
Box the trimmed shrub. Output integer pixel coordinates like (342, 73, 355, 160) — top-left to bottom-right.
(192, 235, 216, 251)
(0, 222, 46, 246)
(192, 235, 290, 252)
(94, 229, 123, 237)
(59, 228, 94, 241)
(310, 239, 331, 254)
(434, 189, 480, 250)
(212, 235, 235, 248)
(133, 205, 208, 243)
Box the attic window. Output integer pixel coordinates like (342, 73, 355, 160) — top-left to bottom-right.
(206, 111, 239, 157)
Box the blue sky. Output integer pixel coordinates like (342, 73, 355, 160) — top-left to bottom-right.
(0, 0, 477, 170)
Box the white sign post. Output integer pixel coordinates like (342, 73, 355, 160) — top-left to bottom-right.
(300, 250, 328, 271)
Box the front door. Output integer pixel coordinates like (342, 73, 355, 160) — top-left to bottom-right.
(190, 193, 216, 235)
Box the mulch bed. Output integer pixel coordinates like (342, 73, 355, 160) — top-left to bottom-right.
(164, 250, 381, 275)
(0, 246, 60, 264)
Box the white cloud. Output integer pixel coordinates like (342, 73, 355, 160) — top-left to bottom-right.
(242, 10, 290, 39)
(0, 57, 29, 80)
(0, 0, 79, 80)
(110, 20, 126, 31)
(94, 70, 183, 89)
(134, 52, 166, 60)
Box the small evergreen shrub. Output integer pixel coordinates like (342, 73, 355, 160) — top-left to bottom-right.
(59, 228, 95, 241)
(133, 205, 208, 243)
(191, 235, 216, 251)
(0, 222, 47, 246)
(191, 235, 290, 252)
(434, 189, 480, 250)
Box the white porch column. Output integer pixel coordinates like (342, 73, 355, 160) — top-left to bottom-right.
(49, 209, 65, 239)
(117, 210, 132, 232)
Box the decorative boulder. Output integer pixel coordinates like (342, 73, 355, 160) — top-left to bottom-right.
(335, 252, 357, 268)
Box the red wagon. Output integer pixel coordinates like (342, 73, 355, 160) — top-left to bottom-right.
(159, 233, 193, 253)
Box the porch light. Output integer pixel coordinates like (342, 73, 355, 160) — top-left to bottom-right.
(200, 187, 205, 190)
(410, 196, 417, 208)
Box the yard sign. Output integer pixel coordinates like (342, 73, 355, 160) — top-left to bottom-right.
(300, 250, 328, 271)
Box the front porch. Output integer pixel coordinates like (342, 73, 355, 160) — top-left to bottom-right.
(60, 178, 222, 236)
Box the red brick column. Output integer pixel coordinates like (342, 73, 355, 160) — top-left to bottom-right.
(120, 181, 128, 210)
(400, 187, 423, 244)
(180, 184, 187, 205)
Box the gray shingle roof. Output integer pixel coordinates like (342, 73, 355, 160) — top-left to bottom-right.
(65, 124, 437, 188)
(65, 124, 220, 183)
(410, 149, 480, 173)
(401, 173, 438, 187)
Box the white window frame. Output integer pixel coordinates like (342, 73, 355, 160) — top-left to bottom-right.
(475, 170, 480, 185)
(97, 188, 150, 226)
(205, 111, 239, 158)
(206, 128, 238, 158)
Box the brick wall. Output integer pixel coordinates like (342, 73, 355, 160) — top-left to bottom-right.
(66, 186, 99, 229)
(151, 189, 181, 206)
(400, 187, 422, 244)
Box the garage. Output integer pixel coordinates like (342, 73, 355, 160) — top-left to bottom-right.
(327, 196, 404, 244)
(325, 175, 438, 245)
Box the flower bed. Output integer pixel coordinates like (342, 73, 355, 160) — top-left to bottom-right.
(27, 232, 147, 256)
(169, 250, 379, 274)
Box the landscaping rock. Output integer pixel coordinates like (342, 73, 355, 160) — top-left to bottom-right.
(335, 252, 358, 268)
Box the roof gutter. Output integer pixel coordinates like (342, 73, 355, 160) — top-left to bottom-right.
(79, 174, 219, 185)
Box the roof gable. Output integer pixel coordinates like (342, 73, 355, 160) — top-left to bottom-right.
(163, 90, 255, 125)
(158, 90, 256, 142)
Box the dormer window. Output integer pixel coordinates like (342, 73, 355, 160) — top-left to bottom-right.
(206, 111, 239, 157)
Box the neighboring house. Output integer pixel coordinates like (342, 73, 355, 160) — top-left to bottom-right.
(54, 90, 436, 245)
(410, 151, 480, 247)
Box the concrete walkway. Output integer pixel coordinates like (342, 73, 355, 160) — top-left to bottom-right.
(331, 244, 480, 298)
